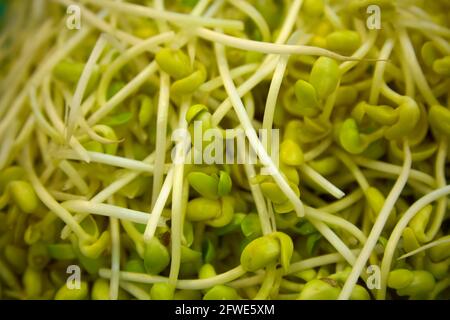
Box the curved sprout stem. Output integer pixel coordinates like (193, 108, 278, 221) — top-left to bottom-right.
(214, 40, 305, 217)
(109, 214, 120, 300)
(78, 0, 244, 30)
(378, 185, 450, 299)
(398, 237, 450, 260)
(340, 141, 411, 300)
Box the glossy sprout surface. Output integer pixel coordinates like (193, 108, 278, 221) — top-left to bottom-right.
(0, 0, 449, 301)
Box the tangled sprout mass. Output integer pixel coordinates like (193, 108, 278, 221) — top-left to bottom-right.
(0, 0, 449, 300)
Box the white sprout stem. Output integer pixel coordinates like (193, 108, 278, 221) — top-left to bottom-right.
(320, 77, 340, 121)
(39, 164, 56, 184)
(204, 0, 225, 17)
(339, 142, 411, 300)
(42, 78, 67, 128)
(262, 31, 300, 134)
(243, 92, 255, 119)
(211, 56, 279, 125)
(424, 138, 448, 240)
(396, 36, 415, 97)
(308, 219, 357, 265)
(69, 111, 116, 147)
(191, 0, 211, 16)
(0, 21, 93, 138)
(324, 4, 344, 30)
(143, 168, 174, 242)
(274, 0, 303, 44)
(407, 180, 434, 195)
(119, 281, 150, 300)
(109, 216, 120, 300)
(42, 80, 96, 164)
(398, 236, 450, 260)
(430, 277, 450, 300)
(303, 137, 333, 162)
(333, 148, 370, 192)
(36, 132, 50, 167)
(88, 61, 159, 125)
(433, 79, 450, 98)
(288, 250, 361, 275)
(199, 63, 259, 92)
(215, 41, 305, 217)
(207, 0, 302, 119)
(97, 31, 175, 107)
(49, 191, 87, 202)
(0, 21, 54, 119)
(197, 28, 354, 60)
(353, 156, 436, 187)
(107, 0, 120, 28)
(339, 31, 378, 74)
(66, 34, 107, 142)
(81, 0, 244, 30)
(180, 178, 190, 247)
(167, 104, 180, 130)
(234, 119, 272, 233)
(319, 189, 364, 214)
(398, 27, 439, 106)
(401, 7, 437, 26)
(11, 116, 35, 152)
(299, 190, 328, 213)
(353, 17, 367, 40)
(369, 38, 395, 105)
(254, 264, 277, 300)
(378, 185, 450, 300)
(58, 160, 90, 195)
(28, 87, 61, 141)
(279, 279, 303, 293)
(169, 102, 190, 286)
(299, 164, 345, 199)
(0, 121, 18, 171)
(99, 266, 246, 290)
(381, 82, 404, 104)
(151, 72, 170, 208)
(398, 19, 450, 38)
(427, 34, 450, 55)
(21, 146, 91, 242)
(39, 163, 56, 184)
(266, 199, 277, 233)
(91, 150, 156, 203)
(210, 33, 312, 126)
(61, 200, 165, 226)
(54, 0, 141, 45)
(121, 220, 145, 257)
(228, 274, 264, 289)
(30, 87, 89, 162)
(231, 249, 364, 289)
(353, 78, 372, 91)
(154, 0, 169, 32)
(239, 140, 272, 236)
(56, 150, 156, 173)
(305, 206, 367, 244)
(228, 0, 271, 42)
